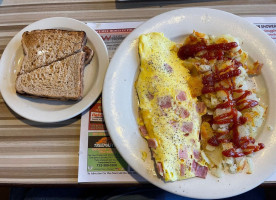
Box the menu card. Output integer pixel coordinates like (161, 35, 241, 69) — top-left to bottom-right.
(78, 17, 276, 183)
(78, 22, 145, 183)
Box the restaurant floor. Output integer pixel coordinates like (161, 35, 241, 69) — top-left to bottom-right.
(0, 185, 275, 200)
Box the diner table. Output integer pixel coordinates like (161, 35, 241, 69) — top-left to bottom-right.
(0, 0, 276, 186)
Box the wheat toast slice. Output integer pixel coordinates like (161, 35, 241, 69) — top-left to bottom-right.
(20, 29, 87, 74)
(16, 52, 85, 100)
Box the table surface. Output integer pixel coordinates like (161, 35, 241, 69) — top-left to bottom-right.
(0, 0, 275, 185)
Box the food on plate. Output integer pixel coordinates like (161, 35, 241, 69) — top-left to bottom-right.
(177, 31, 266, 176)
(16, 52, 85, 100)
(20, 29, 88, 74)
(135, 32, 208, 182)
(136, 30, 266, 180)
(16, 29, 94, 100)
(83, 46, 94, 66)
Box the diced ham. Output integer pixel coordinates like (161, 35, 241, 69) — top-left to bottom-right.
(156, 162, 164, 177)
(181, 122, 193, 133)
(179, 148, 188, 159)
(147, 138, 158, 149)
(196, 102, 207, 115)
(158, 96, 172, 109)
(146, 92, 154, 100)
(193, 150, 201, 160)
(175, 106, 190, 119)
(192, 160, 208, 178)
(176, 91, 187, 101)
(139, 126, 148, 137)
(169, 120, 179, 130)
(164, 63, 173, 73)
(180, 164, 185, 176)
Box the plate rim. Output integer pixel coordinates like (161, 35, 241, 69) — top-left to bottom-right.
(0, 17, 109, 123)
(102, 7, 276, 199)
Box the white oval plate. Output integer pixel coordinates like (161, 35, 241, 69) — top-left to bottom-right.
(0, 17, 109, 123)
(103, 8, 276, 199)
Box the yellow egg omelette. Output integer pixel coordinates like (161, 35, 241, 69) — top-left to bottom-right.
(135, 32, 208, 182)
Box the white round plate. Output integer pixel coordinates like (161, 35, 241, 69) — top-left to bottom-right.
(0, 17, 108, 123)
(103, 8, 276, 199)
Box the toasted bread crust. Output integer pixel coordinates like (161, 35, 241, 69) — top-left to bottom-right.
(83, 46, 94, 66)
(20, 29, 87, 74)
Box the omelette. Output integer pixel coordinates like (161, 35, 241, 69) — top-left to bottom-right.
(135, 32, 208, 182)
